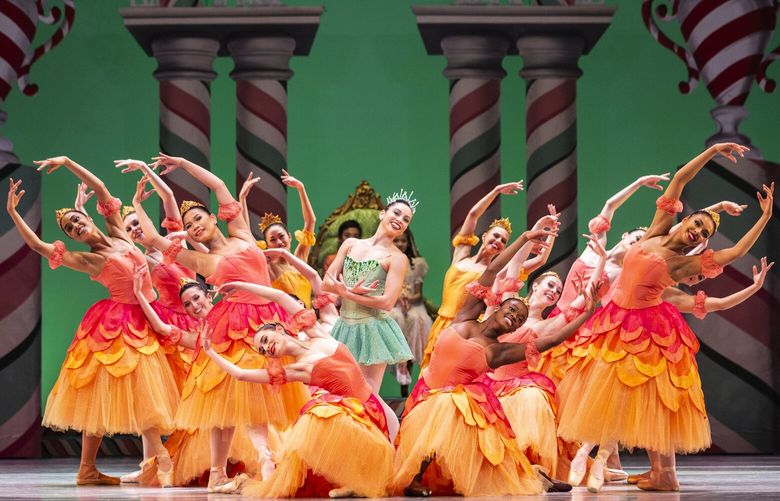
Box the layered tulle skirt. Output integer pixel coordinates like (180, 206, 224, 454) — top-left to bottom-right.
(174, 299, 309, 431)
(392, 378, 543, 496)
(331, 307, 412, 366)
(556, 301, 711, 455)
(42, 299, 179, 436)
(151, 301, 198, 392)
(242, 389, 394, 498)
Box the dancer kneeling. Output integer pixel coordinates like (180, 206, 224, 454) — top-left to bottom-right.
(392, 222, 585, 497)
(204, 281, 398, 498)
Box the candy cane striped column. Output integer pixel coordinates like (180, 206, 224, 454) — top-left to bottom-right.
(517, 36, 584, 279)
(228, 37, 295, 230)
(441, 36, 508, 238)
(152, 37, 219, 209)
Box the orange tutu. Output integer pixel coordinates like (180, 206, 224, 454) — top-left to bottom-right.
(392, 378, 543, 496)
(556, 301, 710, 455)
(151, 301, 198, 393)
(243, 390, 394, 498)
(42, 299, 179, 436)
(175, 300, 309, 430)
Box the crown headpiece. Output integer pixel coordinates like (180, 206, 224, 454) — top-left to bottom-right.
(518, 296, 530, 307)
(704, 210, 721, 231)
(488, 217, 512, 236)
(537, 270, 560, 281)
(179, 277, 198, 290)
(121, 205, 136, 220)
(386, 189, 419, 214)
(55, 207, 76, 227)
(259, 212, 284, 232)
(638, 226, 649, 232)
(180, 200, 207, 217)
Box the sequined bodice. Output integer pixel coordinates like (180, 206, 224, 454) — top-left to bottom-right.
(340, 255, 387, 320)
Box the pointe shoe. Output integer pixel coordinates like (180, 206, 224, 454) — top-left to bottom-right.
(567, 450, 589, 486)
(260, 448, 276, 481)
(329, 487, 360, 498)
(156, 452, 174, 488)
(637, 467, 679, 492)
(76, 470, 121, 486)
(605, 467, 628, 483)
(535, 467, 572, 493)
(207, 467, 229, 493)
(119, 469, 142, 484)
(210, 473, 249, 494)
(586, 458, 605, 493)
(627, 470, 651, 484)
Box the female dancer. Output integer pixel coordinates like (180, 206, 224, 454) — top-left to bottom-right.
(239, 170, 317, 307)
(556, 143, 773, 492)
(393, 223, 589, 497)
(7, 157, 179, 486)
(388, 228, 432, 393)
(322, 191, 416, 393)
(135, 153, 309, 490)
(203, 280, 397, 498)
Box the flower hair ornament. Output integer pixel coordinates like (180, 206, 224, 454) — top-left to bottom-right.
(120, 205, 136, 220)
(259, 212, 284, 232)
(386, 189, 419, 214)
(179, 200, 208, 217)
(488, 217, 512, 236)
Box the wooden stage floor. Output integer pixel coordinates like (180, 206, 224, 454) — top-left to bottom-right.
(1, 455, 779, 500)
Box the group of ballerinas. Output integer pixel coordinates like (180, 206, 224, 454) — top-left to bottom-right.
(5, 141, 773, 496)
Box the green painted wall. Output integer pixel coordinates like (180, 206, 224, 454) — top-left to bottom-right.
(3, 0, 778, 400)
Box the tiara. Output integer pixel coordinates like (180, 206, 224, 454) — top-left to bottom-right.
(179, 276, 198, 289)
(55, 207, 76, 226)
(121, 205, 135, 220)
(180, 200, 207, 217)
(704, 210, 721, 231)
(386, 189, 419, 214)
(489, 217, 512, 235)
(259, 212, 284, 232)
(538, 270, 560, 281)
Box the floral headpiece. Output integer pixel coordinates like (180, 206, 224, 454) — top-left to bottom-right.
(179, 200, 207, 217)
(55, 207, 76, 227)
(121, 205, 136, 220)
(704, 210, 721, 231)
(259, 212, 284, 232)
(488, 217, 512, 236)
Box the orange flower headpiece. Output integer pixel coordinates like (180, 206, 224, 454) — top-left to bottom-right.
(179, 276, 198, 289)
(488, 217, 512, 236)
(259, 212, 284, 232)
(180, 200, 207, 217)
(55, 207, 76, 227)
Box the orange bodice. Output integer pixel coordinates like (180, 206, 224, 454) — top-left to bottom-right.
(91, 247, 154, 304)
(310, 344, 373, 403)
(610, 245, 676, 310)
(206, 245, 272, 305)
(423, 328, 490, 388)
(493, 325, 538, 380)
(151, 261, 195, 312)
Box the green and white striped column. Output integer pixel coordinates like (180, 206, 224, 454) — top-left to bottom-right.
(229, 37, 296, 229)
(152, 37, 219, 208)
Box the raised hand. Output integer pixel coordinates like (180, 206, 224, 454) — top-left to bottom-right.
(34, 156, 70, 174)
(201, 324, 213, 352)
(280, 169, 303, 190)
(165, 230, 188, 241)
(7, 178, 24, 214)
(239, 171, 261, 204)
(132, 265, 148, 295)
(721, 201, 748, 216)
(75, 182, 95, 212)
(218, 281, 248, 299)
(114, 158, 149, 174)
(495, 180, 523, 195)
(583, 233, 607, 258)
(712, 143, 749, 163)
(150, 152, 183, 176)
(525, 228, 558, 246)
(758, 182, 774, 216)
(532, 213, 560, 232)
(752, 257, 773, 288)
(133, 175, 155, 204)
(638, 173, 671, 191)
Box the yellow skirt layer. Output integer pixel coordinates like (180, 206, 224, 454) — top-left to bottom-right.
(176, 341, 309, 431)
(242, 403, 394, 498)
(43, 344, 178, 436)
(500, 386, 560, 479)
(420, 314, 452, 369)
(392, 391, 543, 496)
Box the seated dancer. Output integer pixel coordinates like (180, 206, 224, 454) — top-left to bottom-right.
(321, 219, 362, 277)
(322, 190, 416, 394)
(134, 153, 309, 491)
(392, 222, 593, 497)
(556, 143, 773, 492)
(7, 157, 179, 486)
(201, 280, 397, 498)
(239, 170, 317, 307)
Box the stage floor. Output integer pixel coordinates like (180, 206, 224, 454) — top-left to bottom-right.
(0, 455, 779, 500)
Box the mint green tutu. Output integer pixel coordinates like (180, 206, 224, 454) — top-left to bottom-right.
(331, 255, 413, 365)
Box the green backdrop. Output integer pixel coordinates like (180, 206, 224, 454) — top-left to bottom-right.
(3, 0, 778, 400)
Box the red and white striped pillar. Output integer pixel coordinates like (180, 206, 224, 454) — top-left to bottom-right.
(228, 37, 295, 229)
(151, 37, 219, 209)
(441, 36, 508, 238)
(517, 36, 584, 279)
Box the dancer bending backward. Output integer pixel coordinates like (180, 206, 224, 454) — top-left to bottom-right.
(137, 153, 309, 491)
(421, 181, 552, 368)
(8, 157, 179, 486)
(322, 190, 416, 393)
(203, 281, 397, 498)
(239, 170, 317, 307)
(392, 222, 593, 497)
(556, 143, 773, 492)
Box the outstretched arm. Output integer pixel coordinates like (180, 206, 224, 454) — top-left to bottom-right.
(73, 182, 94, 215)
(594, 173, 669, 246)
(451, 181, 523, 264)
(518, 207, 559, 273)
(282, 170, 316, 261)
(132, 266, 197, 349)
(645, 144, 748, 238)
(115, 159, 182, 230)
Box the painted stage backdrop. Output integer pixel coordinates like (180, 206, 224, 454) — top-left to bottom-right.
(0, 0, 778, 456)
